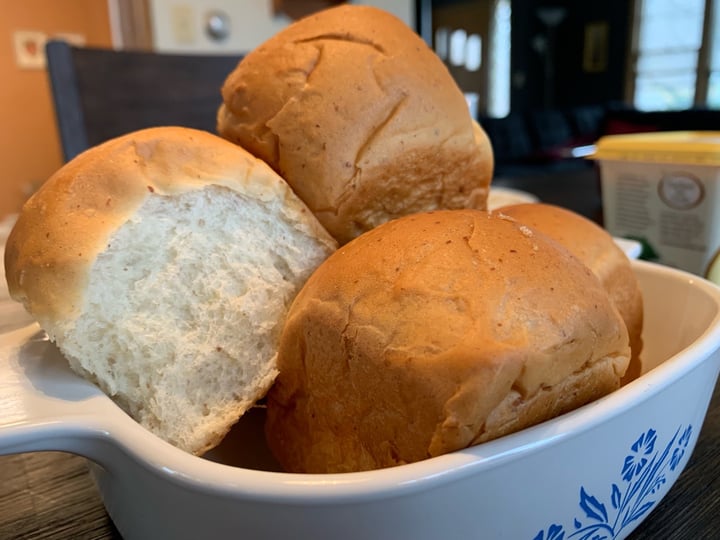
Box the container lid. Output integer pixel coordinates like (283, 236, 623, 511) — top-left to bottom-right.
(591, 131, 720, 166)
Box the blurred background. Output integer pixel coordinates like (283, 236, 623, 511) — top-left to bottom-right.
(1, 0, 718, 220)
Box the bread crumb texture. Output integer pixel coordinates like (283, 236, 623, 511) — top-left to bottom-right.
(62, 187, 330, 453)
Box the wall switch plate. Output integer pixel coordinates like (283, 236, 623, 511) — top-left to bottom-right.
(13, 30, 47, 69)
(171, 4, 196, 44)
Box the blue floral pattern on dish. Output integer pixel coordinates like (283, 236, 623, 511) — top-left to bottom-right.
(533, 425, 693, 540)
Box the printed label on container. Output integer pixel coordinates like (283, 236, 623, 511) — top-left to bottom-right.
(600, 160, 720, 282)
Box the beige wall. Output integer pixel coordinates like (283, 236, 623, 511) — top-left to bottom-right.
(148, 0, 414, 54)
(0, 0, 113, 220)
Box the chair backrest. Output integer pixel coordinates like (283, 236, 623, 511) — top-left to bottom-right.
(45, 40, 243, 161)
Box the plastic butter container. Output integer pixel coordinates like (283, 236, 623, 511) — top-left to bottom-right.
(592, 131, 720, 284)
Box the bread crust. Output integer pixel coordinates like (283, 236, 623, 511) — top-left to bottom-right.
(4, 126, 335, 329)
(265, 210, 631, 473)
(495, 203, 643, 383)
(217, 5, 493, 244)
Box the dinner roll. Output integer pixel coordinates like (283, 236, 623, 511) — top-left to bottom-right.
(217, 5, 493, 244)
(265, 210, 631, 473)
(495, 203, 643, 383)
(4, 126, 337, 455)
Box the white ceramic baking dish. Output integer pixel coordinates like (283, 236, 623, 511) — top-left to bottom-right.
(1, 259, 719, 540)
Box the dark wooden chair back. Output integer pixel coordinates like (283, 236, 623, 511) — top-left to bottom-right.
(45, 40, 243, 161)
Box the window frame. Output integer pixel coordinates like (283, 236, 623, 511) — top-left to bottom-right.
(626, 0, 718, 110)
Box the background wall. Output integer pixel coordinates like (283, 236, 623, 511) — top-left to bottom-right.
(149, 0, 415, 53)
(0, 0, 113, 220)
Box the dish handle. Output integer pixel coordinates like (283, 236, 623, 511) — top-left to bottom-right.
(0, 323, 118, 464)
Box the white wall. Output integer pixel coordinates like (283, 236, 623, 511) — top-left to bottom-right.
(149, 0, 415, 54)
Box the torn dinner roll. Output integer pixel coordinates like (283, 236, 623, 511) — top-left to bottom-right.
(4, 126, 337, 455)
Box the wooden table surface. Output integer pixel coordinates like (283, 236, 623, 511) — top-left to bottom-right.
(1, 166, 718, 538)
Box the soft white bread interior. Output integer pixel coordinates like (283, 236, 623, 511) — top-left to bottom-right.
(265, 210, 631, 473)
(4, 126, 337, 455)
(495, 203, 643, 383)
(217, 4, 493, 244)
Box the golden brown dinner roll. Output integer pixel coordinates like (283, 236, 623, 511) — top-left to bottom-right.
(495, 203, 643, 383)
(4, 126, 337, 455)
(217, 5, 493, 244)
(265, 210, 631, 473)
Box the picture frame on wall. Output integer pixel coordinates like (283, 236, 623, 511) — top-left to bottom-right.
(583, 21, 609, 73)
